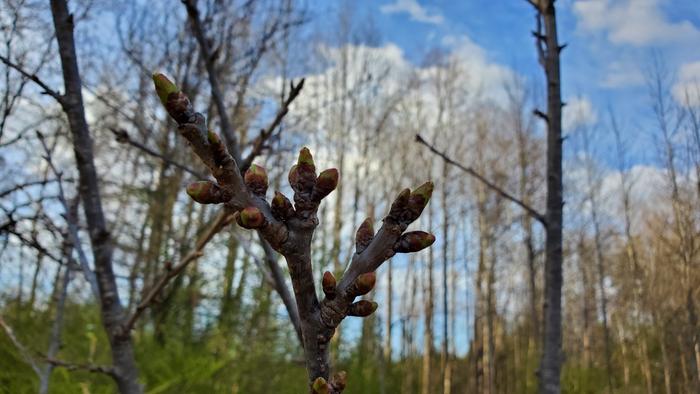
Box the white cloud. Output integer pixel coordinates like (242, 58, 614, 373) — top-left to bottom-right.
(672, 61, 700, 106)
(563, 96, 598, 131)
(380, 0, 444, 25)
(600, 61, 645, 88)
(573, 0, 700, 46)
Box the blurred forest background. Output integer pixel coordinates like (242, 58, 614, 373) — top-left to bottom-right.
(1, 0, 700, 393)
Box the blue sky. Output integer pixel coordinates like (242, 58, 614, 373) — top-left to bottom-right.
(306, 0, 700, 169)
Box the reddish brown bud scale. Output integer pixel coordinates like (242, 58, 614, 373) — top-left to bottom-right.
(352, 272, 376, 296)
(322, 271, 337, 299)
(394, 231, 436, 253)
(289, 147, 317, 195)
(207, 130, 229, 165)
(388, 188, 411, 222)
(244, 164, 268, 195)
(348, 300, 378, 317)
(355, 218, 374, 254)
(271, 191, 295, 221)
(236, 206, 266, 229)
(406, 181, 434, 220)
(186, 181, 228, 204)
(312, 168, 339, 201)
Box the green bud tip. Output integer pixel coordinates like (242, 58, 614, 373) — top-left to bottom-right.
(410, 181, 434, 204)
(152, 72, 179, 106)
(297, 147, 315, 167)
(239, 206, 265, 228)
(207, 130, 222, 145)
(186, 181, 207, 198)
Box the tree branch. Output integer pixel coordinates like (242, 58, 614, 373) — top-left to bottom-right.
(122, 208, 234, 334)
(44, 357, 116, 377)
(415, 133, 547, 226)
(240, 78, 305, 171)
(109, 127, 207, 178)
(0, 54, 63, 103)
(0, 315, 42, 376)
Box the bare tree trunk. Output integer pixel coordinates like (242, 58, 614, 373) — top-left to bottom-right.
(530, 2, 565, 392)
(49, 1, 141, 392)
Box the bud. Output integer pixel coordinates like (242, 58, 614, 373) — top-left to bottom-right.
(271, 191, 295, 221)
(244, 164, 268, 195)
(406, 181, 434, 220)
(322, 271, 337, 299)
(351, 272, 376, 296)
(152, 72, 179, 107)
(289, 148, 317, 195)
(355, 218, 374, 254)
(297, 147, 315, 169)
(186, 181, 228, 204)
(387, 188, 411, 223)
(312, 168, 339, 201)
(312, 377, 329, 394)
(347, 300, 378, 317)
(207, 130, 229, 165)
(331, 371, 347, 391)
(236, 206, 266, 229)
(394, 231, 436, 253)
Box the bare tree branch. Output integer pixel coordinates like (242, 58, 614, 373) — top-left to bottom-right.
(122, 209, 234, 333)
(0, 54, 63, 103)
(0, 315, 42, 376)
(415, 134, 547, 226)
(109, 127, 207, 178)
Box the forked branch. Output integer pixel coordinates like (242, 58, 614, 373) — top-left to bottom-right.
(152, 73, 436, 393)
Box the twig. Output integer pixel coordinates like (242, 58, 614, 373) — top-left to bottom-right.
(240, 78, 305, 171)
(0, 54, 63, 103)
(122, 209, 234, 334)
(0, 315, 42, 376)
(44, 357, 116, 377)
(415, 133, 547, 226)
(109, 128, 206, 178)
(37, 131, 100, 298)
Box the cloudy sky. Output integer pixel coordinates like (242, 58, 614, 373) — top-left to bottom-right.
(306, 0, 700, 169)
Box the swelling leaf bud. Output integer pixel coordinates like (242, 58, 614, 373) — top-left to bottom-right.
(406, 181, 434, 220)
(236, 206, 265, 229)
(394, 231, 436, 253)
(271, 191, 295, 221)
(312, 168, 339, 201)
(352, 272, 376, 296)
(355, 218, 374, 254)
(186, 181, 228, 204)
(322, 271, 337, 300)
(152, 73, 179, 106)
(244, 164, 268, 195)
(347, 300, 378, 317)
